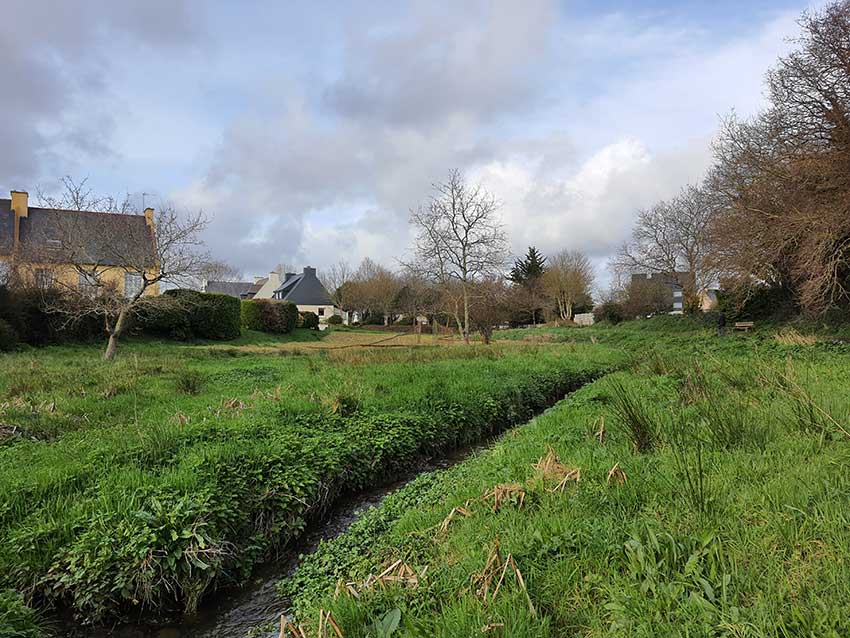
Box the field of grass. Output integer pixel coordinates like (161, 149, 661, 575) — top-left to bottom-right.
(0, 328, 620, 631)
(280, 320, 850, 637)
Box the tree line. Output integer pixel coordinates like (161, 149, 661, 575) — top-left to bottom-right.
(615, 1, 850, 318)
(320, 170, 595, 343)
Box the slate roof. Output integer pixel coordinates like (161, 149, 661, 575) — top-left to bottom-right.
(0, 199, 156, 267)
(273, 267, 334, 305)
(204, 280, 255, 297)
(245, 277, 268, 298)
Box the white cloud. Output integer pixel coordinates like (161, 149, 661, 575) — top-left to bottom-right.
(186, 2, 809, 282)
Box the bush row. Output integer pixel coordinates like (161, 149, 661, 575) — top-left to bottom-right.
(6, 364, 608, 622)
(0, 286, 103, 348)
(135, 289, 241, 341)
(299, 310, 320, 330)
(240, 299, 298, 333)
(0, 286, 243, 349)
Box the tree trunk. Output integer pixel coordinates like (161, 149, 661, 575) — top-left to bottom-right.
(462, 285, 470, 344)
(102, 308, 129, 361)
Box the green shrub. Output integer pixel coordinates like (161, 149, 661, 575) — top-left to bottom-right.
(327, 314, 343, 325)
(279, 301, 299, 333)
(149, 290, 241, 341)
(175, 369, 204, 395)
(717, 284, 796, 321)
(136, 295, 192, 340)
(593, 301, 626, 324)
(241, 299, 298, 333)
(0, 319, 18, 352)
(240, 299, 262, 331)
(300, 311, 320, 330)
(0, 589, 44, 638)
(0, 286, 102, 346)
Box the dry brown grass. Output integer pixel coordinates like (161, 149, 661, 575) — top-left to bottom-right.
(774, 328, 820, 346)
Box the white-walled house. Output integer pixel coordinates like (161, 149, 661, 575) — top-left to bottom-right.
(204, 271, 280, 300)
(272, 267, 339, 321)
(205, 267, 340, 323)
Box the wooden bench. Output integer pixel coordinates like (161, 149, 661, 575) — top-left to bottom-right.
(733, 321, 754, 332)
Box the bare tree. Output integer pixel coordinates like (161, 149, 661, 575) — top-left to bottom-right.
(319, 259, 353, 308)
(339, 258, 402, 324)
(616, 185, 716, 307)
(408, 170, 508, 343)
(468, 277, 512, 344)
(543, 249, 595, 320)
(35, 178, 212, 360)
(706, 1, 850, 314)
(195, 260, 242, 289)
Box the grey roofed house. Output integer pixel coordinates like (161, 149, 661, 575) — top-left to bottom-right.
(204, 276, 270, 299)
(273, 266, 334, 305)
(0, 195, 156, 267)
(203, 280, 256, 298)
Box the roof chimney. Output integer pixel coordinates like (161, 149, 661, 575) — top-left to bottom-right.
(10, 191, 28, 249)
(303, 266, 316, 276)
(284, 272, 296, 282)
(144, 207, 154, 228)
(268, 271, 281, 285)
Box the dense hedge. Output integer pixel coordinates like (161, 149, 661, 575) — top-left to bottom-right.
(0, 318, 18, 352)
(326, 314, 343, 325)
(4, 363, 606, 622)
(593, 300, 626, 324)
(716, 285, 797, 322)
(137, 290, 241, 341)
(300, 311, 320, 330)
(241, 299, 298, 333)
(0, 286, 103, 346)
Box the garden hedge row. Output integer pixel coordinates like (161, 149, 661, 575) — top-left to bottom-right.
(300, 310, 320, 330)
(5, 363, 609, 622)
(0, 286, 103, 347)
(137, 289, 241, 341)
(240, 299, 298, 333)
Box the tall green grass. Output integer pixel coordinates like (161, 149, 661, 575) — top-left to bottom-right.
(0, 333, 620, 626)
(281, 325, 850, 637)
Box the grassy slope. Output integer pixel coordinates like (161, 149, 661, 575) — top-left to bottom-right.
(283, 320, 850, 637)
(0, 329, 620, 627)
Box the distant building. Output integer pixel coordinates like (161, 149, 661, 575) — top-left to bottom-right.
(630, 271, 717, 314)
(574, 312, 595, 326)
(205, 271, 282, 300)
(273, 267, 338, 320)
(0, 190, 159, 296)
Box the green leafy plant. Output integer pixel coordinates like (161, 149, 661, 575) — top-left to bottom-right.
(175, 369, 204, 395)
(608, 379, 658, 452)
(368, 608, 401, 637)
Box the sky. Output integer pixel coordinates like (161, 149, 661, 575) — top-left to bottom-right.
(0, 0, 819, 283)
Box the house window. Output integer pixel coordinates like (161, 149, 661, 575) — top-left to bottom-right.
(35, 269, 55, 289)
(124, 272, 143, 298)
(318, 307, 325, 316)
(78, 271, 99, 295)
(673, 290, 683, 298)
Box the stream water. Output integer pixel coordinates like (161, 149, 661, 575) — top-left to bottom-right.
(69, 441, 490, 638)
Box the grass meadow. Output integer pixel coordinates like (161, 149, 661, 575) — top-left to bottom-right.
(279, 320, 850, 637)
(0, 328, 620, 633)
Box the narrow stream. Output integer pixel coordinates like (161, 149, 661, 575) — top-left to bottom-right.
(75, 441, 491, 638)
